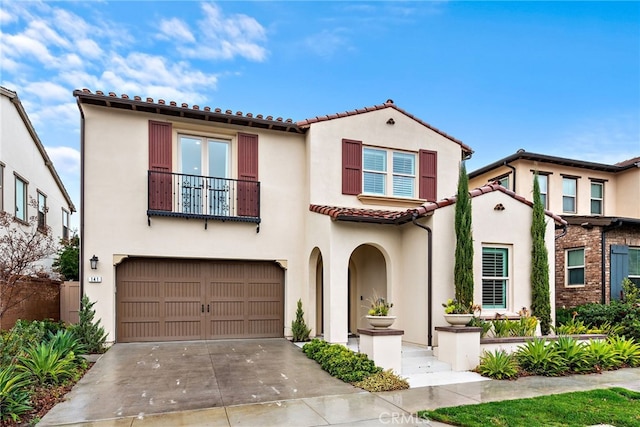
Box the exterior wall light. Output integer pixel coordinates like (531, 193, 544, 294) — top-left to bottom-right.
(90, 255, 99, 270)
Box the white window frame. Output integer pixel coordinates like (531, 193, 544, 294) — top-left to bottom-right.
(562, 177, 577, 213)
(178, 133, 231, 216)
(481, 246, 510, 310)
(590, 181, 604, 215)
(629, 247, 640, 287)
(496, 175, 510, 189)
(362, 147, 416, 198)
(37, 190, 47, 230)
(14, 174, 28, 222)
(62, 208, 70, 241)
(536, 173, 548, 209)
(566, 247, 585, 287)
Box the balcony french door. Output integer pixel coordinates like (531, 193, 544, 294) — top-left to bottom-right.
(180, 135, 229, 216)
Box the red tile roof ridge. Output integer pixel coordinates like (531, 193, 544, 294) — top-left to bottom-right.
(74, 89, 294, 123)
(295, 100, 472, 154)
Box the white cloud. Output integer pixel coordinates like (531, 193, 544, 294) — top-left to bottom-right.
(76, 38, 103, 59)
(45, 145, 80, 175)
(0, 8, 15, 24)
(159, 17, 195, 43)
(3, 33, 56, 64)
(24, 81, 71, 101)
(302, 29, 351, 58)
(182, 2, 267, 61)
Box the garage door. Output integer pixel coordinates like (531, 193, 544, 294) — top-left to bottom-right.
(116, 258, 284, 342)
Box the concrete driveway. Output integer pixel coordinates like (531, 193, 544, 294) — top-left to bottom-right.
(39, 339, 359, 425)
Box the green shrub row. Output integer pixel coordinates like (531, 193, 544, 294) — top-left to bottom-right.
(478, 336, 640, 380)
(0, 297, 106, 422)
(470, 316, 538, 338)
(302, 339, 409, 391)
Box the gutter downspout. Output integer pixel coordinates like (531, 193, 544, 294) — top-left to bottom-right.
(503, 161, 516, 192)
(601, 219, 623, 304)
(412, 214, 433, 348)
(77, 98, 85, 298)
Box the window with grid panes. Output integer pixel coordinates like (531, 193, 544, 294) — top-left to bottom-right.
(482, 247, 508, 309)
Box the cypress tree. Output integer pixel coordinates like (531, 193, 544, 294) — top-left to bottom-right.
(530, 173, 552, 334)
(454, 161, 474, 310)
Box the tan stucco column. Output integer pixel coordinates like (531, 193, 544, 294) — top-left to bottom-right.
(323, 255, 349, 344)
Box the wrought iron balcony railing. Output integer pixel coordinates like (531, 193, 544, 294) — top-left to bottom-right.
(147, 170, 260, 223)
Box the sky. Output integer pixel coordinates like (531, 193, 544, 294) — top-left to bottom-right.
(1, 1, 639, 230)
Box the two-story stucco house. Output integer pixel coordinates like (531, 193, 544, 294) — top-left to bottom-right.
(76, 90, 564, 346)
(469, 150, 640, 308)
(1, 86, 76, 270)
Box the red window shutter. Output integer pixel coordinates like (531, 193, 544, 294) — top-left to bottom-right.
(148, 121, 172, 211)
(419, 150, 437, 201)
(342, 139, 362, 195)
(237, 133, 259, 216)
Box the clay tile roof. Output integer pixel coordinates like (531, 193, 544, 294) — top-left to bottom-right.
(296, 100, 472, 155)
(310, 181, 567, 226)
(73, 89, 302, 134)
(309, 205, 420, 225)
(615, 156, 640, 167)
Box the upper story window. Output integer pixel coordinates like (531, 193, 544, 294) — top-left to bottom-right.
(362, 147, 416, 198)
(62, 208, 70, 241)
(342, 139, 437, 201)
(629, 248, 640, 287)
(562, 177, 577, 213)
(37, 191, 47, 230)
(590, 181, 604, 215)
(536, 174, 548, 208)
(482, 246, 509, 309)
(566, 248, 585, 286)
(15, 175, 27, 222)
(497, 175, 509, 189)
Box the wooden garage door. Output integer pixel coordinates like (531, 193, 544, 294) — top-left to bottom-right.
(116, 258, 284, 342)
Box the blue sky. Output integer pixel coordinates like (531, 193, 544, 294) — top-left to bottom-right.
(1, 1, 639, 228)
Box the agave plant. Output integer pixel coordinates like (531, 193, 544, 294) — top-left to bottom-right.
(47, 329, 87, 361)
(583, 339, 623, 372)
(0, 365, 33, 422)
(515, 338, 566, 376)
(608, 336, 640, 368)
(477, 350, 519, 379)
(552, 336, 589, 373)
(18, 340, 78, 385)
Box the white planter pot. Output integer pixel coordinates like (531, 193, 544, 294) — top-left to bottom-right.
(443, 313, 473, 327)
(365, 315, 396, 329)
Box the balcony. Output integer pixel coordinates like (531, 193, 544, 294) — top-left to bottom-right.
(147, 170, 260, 223)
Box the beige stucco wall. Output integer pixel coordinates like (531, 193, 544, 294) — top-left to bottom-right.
(82, 101, 557, 349)
(0, 93, 72, 270)
(306, 108, 464, 209)
(81, 104, 309, 341)
(469, 159, 640, 219)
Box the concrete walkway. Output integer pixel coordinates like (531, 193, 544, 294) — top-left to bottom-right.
(38, 339, 640, 426)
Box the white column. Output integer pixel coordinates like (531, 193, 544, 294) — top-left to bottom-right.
(323, 256, 349, 344)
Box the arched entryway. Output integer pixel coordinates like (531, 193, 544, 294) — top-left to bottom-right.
(308, 247, 323, 336)
(349, 244, 388, 333)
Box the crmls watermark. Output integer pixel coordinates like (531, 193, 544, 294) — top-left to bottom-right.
(379, 412, 432, 425)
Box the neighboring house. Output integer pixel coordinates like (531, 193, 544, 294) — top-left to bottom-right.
(75, 90, 564, 346)
(0, 86, 76, 271)
(469, 150, 640, 308)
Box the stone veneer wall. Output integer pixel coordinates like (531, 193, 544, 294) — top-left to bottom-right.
(556, 223, 640, 309)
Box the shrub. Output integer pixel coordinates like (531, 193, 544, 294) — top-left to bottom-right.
(477, 350, 519, 380)
(491, 319, 511, 338)
(0, 366, 32, 422)
(47, 329, 87, 362)
(583, 340, 623, 372)
(302, 339, 381, 383)
(608, 336, 640, 368)
(516, 338, 566, 376)
(18, 341, 78, 385)
(291, 299, 312, 342)
(511, 316, 538, 337)
(552, 336, 590, 373)
(468, 317, 491, 338)
(69, 295, 107, 354)
(0, 319, 65, 367)
(352, 370, 409, 392)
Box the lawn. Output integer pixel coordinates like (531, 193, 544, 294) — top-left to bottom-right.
(418, 387, 640, 427)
